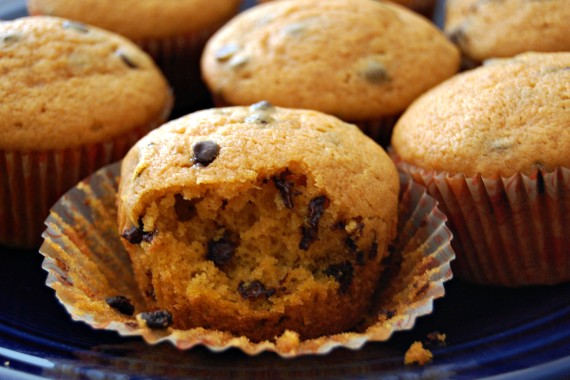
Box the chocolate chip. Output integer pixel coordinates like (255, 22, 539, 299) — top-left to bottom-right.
(139, 310, 173, 329)
(192, 140, 220, 167)
(174, 194, 197, 221)
(245, 112, 274, 124)
(447, 27, 468, 47)
(117, 50, 139, 69)
(362, 61, 390, 84)
(299, 196, 329, 250)
(145, 270, 156, 301)
(62, 20, 89, 33)
(324, 261, 354, 293)
(105, 295, 135, 316)
(345, 237, 365, 265)
(272, 170, 295, 209)
(120, 221, 156, 244)
(368, 239, 378, 259)
(1, 32, 22, 44)
(238, 280, 275, 300)
(206, 231, 237, 267)
(249, 101, 274, 112)
(215, 43, 240, 62)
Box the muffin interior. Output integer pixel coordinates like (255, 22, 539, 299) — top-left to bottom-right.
(130, 166, 382, 340)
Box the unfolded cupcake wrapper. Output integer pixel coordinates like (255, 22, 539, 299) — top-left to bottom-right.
(395, 158, 570, 287)
(0, 121, 167, 249)
(39, 164, 454, 357)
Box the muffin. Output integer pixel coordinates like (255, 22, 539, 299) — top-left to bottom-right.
(117, 103, 400, 342)
(201, 0, 460, 146)
(391, 52, 570, 286)
(445, 0, 570, 67)
(0, 16, 172, 248)
(256, 0, 437, 18)
(27, 0, 242, 110)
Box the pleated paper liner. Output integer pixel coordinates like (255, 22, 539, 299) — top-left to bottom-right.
(39, 163, 454, 357)
(0, 118, 168, 250)
(394, 157, 570, 287)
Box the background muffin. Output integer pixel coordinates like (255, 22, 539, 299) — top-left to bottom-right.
(27, 0, 242, 110)
(117, 104, 400, 341)
(0, 16, 172, 248)
(445, 0, 570, 67)
(391, 52, 570, 286)
(201, 0, 460, 145)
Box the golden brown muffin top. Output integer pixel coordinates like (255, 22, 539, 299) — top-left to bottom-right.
(201, 0, 459, 121)
(0, 16, 172, 151)
(391, 52, 570, 178)
(119, 104, 399, 228)
(26, 0, 241, 39)
(445, 0, 570, 63)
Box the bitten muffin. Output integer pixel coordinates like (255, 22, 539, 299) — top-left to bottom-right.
(0, 16, 172, 248)
(117, 103, 400, 341)
(392, 52, 570, 286)
(201, 0, 460, 145)
(445, 0, 570, 66)
(27, 0, 242, 110)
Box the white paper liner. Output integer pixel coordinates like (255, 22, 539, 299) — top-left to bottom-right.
(395, 157, 570, 286)
(39, 163, 454, 357)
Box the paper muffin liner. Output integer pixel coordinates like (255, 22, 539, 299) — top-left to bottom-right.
(353, 115, 400, 148)
(39, 163, 454, 357)
(134, 23, 229, 111)
(0, 113, 173, 249)
(394, 157, 570, 287)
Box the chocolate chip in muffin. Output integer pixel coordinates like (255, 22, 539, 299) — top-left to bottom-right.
(272, 170, 295, 209)
(362, 60, 390, 84)
(299, 196, 329, 250)
(345, 237, 365, 265)
(245, 112, 274, 124)
(120, 220, 155, 244)
(1, 32, 22, 44)
(117, 50, 139, 69)
(105, 295, 135, 316)
(238, 280, 276, 300)
(192, 140, 220, 167)
(215, 43, 240, 62)
(250, 100, 274, 112)
(368, 238, 379, 259)
(174, 194, 197, 222)
(324, 261, 354, 293)
(62, 20, 89, 33)
(145, 270, 156, 301)
(206, 231, 238, 267)
(139, 310, 173, 329)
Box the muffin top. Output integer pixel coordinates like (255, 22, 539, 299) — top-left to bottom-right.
(0, 16, 172, 151)
(26, 0, 242, 39)
(119, 103, 399, 228)
(445, 0, 570, 63)
(391, 52, 570, 178)
(201, 0, 459, 121)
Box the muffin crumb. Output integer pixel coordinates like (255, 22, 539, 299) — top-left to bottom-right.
(404, 341, 433, 365)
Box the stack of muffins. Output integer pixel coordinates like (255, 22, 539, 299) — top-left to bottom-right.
(3, 0, 568, 354)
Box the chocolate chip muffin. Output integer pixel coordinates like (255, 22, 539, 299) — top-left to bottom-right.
(201, 0, 460, 146)
(117, 103, 400, 341)
(0, 16, 172, 248)
(445, 0, 570, 67)
(27, 0, 242, 110)
(391, 52, 570, 286)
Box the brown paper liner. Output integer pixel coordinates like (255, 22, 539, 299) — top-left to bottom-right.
(134, 23, 229, 111)
(0, 119, 170, 249)
(394, 157, 570, 286)
(39, 164, 454, 357)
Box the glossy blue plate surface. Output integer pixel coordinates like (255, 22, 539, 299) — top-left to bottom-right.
(2, 247, 570, 379)
(2, 1, 570, 379)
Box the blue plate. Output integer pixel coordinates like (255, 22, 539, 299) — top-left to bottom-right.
(3, 1, 570, 379)
(2, 247, 570, 379)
